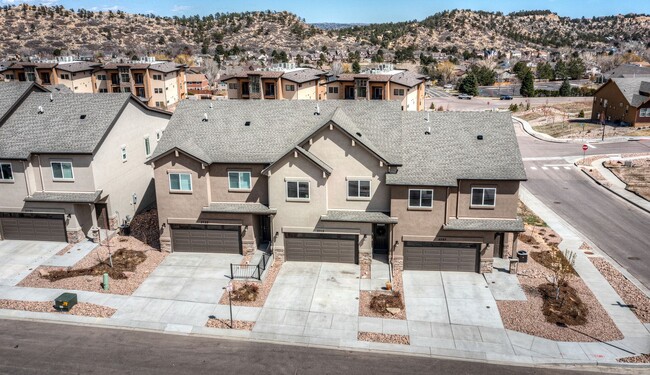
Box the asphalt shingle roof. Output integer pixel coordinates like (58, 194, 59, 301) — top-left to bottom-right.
(321, 210, 397, 224)
(148, 62, 183, 73)
(610, 78, 650, 107)
(604, 64, 650, 79)
(202, 202, 276, 214)
(280, 68, 326, 84)
(0, 92, 131, 159)
(55, 61, 101, 73)
(0, 82, 37, 123)
(444, 218, 525, 232)
(24, 190, 103, 203)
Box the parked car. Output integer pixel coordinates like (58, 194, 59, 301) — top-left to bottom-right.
(500, 95, 513, 100)
(457, 94, 472, 100)
(443, 84, 454, 90)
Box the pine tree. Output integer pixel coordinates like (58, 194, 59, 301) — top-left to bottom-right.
(459, 73, 479, 96)
(559, 80, 571, 96)
(520, 71, 535, 97)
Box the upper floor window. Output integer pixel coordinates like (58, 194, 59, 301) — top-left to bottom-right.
(120, 145, 128, 162)
(60, 73, 70, 80)
(286, 180, 309, 201)
(408, 189, 433, 208)
(0, 163, 14, 181)
(328, 86, 339, 94)
(393, 88, 405, 96)
(640, 108, 650, 117)
(471, 187, 496, 208)
(347, 179, 371, 199)
(169, 173, 192, 192)
(228, 171, 251, 191)
(153, 74, 163, 80)
(144, 136, 151, 157)
(228, 83, 238, 90)
(154, 88, 163, 94)
(96, 74, 107, 81)
(285, 84, 295, 92)
(51, 161, 74, 180)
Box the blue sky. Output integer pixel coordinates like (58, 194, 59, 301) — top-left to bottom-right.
(3, 1, 644, 22)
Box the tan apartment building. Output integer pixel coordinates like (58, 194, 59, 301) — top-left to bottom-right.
(4, 60, 188, 110)
(221, 65, 427, 111)
(591, 78, 650, 126)
(0, 82, 171, 243)
(149, 100, 526, 273)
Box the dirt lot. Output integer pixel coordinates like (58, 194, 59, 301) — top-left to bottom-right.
(605, 158, 650, 201)
(497, 225, 623, 342)
(18, 236, 166, 295)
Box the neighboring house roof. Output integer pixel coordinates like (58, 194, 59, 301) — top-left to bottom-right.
(279, 68, 326, 84)
(385, 111, 527, 186)
(55, 61, 101, 73)
(332, 71, 427, 87)
(186, 73, 208, 82)
(0, 81, 48, 125)
(148, 62, 183, 73)
(443, 218, 525, 232)
(0, 91, 170, 159)
(320, 210, 398, 224)
(202, 202, 276, 214)
(24, 190, 103, 203)
(152, 101, 525, 187)
(151, 100, 404, 166)
(48, 84, 73, 93)
(608, 78, 650, 107)
(390, 71, 428, 88)
(604, 64, 650, 79)
(7, 62, 57, 69)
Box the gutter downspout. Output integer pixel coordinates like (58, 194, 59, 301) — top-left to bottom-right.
(36, 155, 45, 191)
(22, 160, 31, 196)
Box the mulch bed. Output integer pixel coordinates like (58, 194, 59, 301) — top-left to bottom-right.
(359, 270, 406, 320)
(206, 318, 254, 331)
(129, 208, 161, 249)
(496, 225, 624, 342)
(617, 353, 650, 364)
(230, 284, 259, 302)
(590, 257, 650, 323)
(0, 299, 115, 318)
(358, 332, 410, 345)
(218, 260, 282, 307)
(18, 236, 166, 295)
(538, 282, 588, 326)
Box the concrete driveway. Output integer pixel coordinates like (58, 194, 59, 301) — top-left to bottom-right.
(403, 271, 504, 329)
(0, 240, 67, 286)
(253, 262, 360, 343)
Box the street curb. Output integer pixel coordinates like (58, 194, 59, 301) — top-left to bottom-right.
(513, 116, 650, 144)
(575, 163, 650, 215)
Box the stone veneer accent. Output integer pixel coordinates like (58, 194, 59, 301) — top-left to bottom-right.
(160, 236, 172, 252)
(108, 215, 120, 230)
(242, 240, 256, 256)
(66, 229, 86, 244)
(359, 249, 372, 267)
(273, 246, 286, 262)
(480, 259, 494, 274)
(391, 255, 404, 273)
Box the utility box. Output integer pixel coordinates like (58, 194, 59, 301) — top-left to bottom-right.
(54, 292, 78, 311)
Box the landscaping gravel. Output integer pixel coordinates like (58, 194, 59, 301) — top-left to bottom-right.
(357, 332, 410, 345)
(18, 236, 166, 295)
(617, 353, 650, 364)
(206, 318, 255, 331)
(0, 299, 115, 318)
(218, 260, 282, 307)
(55, 243, 76, 256)
(590, 257, 650, 323)
(497, 225, 624, 342)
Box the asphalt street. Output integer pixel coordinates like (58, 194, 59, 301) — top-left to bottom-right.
(515, 122, 650, 289)
(0, 319, 606, 375)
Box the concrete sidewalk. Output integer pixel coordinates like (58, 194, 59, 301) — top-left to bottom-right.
(513, 117, 650, 144)
(583, 156, 650, 214)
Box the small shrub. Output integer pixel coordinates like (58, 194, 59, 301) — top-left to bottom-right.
(578, 109, 585, 118)
(231, 284, 259, 302)
(437, 105, 444, 111)
(509, 103, 518, 112)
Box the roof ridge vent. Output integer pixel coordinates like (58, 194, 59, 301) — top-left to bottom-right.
(38, 105, 44, 114)
(314, 103, 320, 115)
(202, 113, 208, 122)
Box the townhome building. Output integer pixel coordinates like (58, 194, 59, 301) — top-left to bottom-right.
(0, 82, 171, 243)
(3, 59, 188, 110)
(592, 78, 650, 126)
(149, 100, 526, 274)
(221, 67, 328, 101)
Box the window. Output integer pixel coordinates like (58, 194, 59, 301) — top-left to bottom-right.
(51, 161, 74, 180)
(264, 82, 275, 96)
(328, 86, 339, 94)
(408, 189, 433, 208)
(60, 73, 70, 80)
(640, 108, 650, 117)
(471, 187, 496, 207)
(153, 74, 162, 80)
(99, 88, 108, 93)
(393, 88, 405, 96)
(228, 171, 251, 190)
(347, 179, 371, 199)
(5, 74, 14, 80)
(155, 101, 163, 108)
(96, 74, 107, 81)
(0, 163, 13, 181)
(228, 83, 238, 90)
(154, 88, 163, 94)
(120, 145, 127, 161)
(285, 84, 295, 92)
(120, 73, 130, 83)
(356, 86, 367, 98)
(144, 136, 151, 157)
(134, 73, 144, 84)
(122, 87, 131, 93)
(286, 180, 309, 200)
(169, 173, 192, 192)
(250, 76, 260, 94)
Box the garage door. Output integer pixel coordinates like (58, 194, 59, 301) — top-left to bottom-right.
(403, 242, 479, 272)
(0, 213, 66, 242)
(285, 233, 357, 263)
(171, 224, 241, 253)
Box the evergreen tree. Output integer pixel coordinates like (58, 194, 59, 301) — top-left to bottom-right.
(567, 58, 585, 80)
(520, 70, 535, 97)
(536, 62, 554, 80)
(352, 60, 361, 74)
(554, 59, 567, 80)
(559, 79, 571, 96)
(459, 73, 479, 96)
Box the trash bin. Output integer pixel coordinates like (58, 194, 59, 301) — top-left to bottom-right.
(120, 225, 131, 236)
(517, 250, 528, 263)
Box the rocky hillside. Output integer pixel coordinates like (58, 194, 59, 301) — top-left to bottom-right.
(1, 4, 648, 59)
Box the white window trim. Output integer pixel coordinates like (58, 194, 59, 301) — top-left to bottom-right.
(50, 161, 74, 181)
(407, 189, 433, 209)
(168, 172, 193, 193)
(285, 179, 310, 201)
(120, 145, 128, 162)
(470, 187, 497, 208)
(346, 178, 372, 200)
(228, 170, 252, 191)
(0, 163, 14, 182)
(144, 136, 151, 157)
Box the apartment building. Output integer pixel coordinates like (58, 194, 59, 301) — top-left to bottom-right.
(3, 59, 188, 110)
(220, 64, 428, 111)
(0, 82, 171, 243)
(149, 100, 526, 273)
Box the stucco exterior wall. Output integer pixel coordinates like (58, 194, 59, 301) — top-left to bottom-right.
(455, 180, 519, 219)
(37, 154, 95, 192)
(0, 159, 30, 210)
(209, 164, 268, 204)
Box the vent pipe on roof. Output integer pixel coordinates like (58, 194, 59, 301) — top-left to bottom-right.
(314, 103, 320, 116)
(426, 112, 430, 123)
(202, 113, 208, 122)
(49, 93, 53, 102)
(209, 102, 213, 109)
(477, 135, 484, 140)
(425, 126, 431, 135)
(37, 106, 44, 114)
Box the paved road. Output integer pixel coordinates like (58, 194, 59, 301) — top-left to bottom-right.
(426, 96, 592, 112)
(515, 122, 650, 289)
(0, 319, 605, 374)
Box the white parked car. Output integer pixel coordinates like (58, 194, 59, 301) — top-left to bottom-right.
(443, 84, 454, 90)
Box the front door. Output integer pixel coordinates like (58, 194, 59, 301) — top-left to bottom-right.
(372, 224, 389, 254)
(260, 215, 271, 243)
(344, 86, 355, 99)
(494, 232, 506, 258)
(95, 203, 109, 229)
